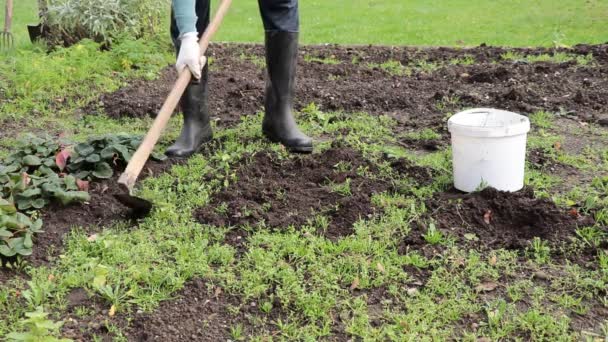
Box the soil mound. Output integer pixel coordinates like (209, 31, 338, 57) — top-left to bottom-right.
(196, 148, 392, 240)
(425, 187, 593, 249)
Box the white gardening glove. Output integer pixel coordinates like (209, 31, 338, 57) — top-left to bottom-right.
(176, 32, 206, 79)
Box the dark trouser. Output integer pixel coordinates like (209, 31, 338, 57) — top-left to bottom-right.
(170, 0, 299, 46)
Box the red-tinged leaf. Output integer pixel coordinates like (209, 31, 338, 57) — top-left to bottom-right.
(350, 277, 360, 290)
(569, 208, 580, 218)
(21, 172, 31, 187)
(76, 179, 90, 191)
(55, 149, 70, 171)
(483, 210, 493, 225)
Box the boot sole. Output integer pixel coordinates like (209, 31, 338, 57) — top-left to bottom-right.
(165, 135, 214, 159)
(263, 132, 313, 154)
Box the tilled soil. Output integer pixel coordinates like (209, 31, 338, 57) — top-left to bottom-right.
(196, 147, 393, 241)
(86, 44, 608, 135)
(123, 279, 283, 341)
(424, 187, 595, 250)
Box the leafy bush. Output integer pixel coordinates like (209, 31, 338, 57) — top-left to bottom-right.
(45, 0, 169, 45)
(0, 135, 90, 211)
(67, 133, 165, 180)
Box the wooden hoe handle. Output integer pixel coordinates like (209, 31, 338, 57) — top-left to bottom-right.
(118, 0, 232, 193)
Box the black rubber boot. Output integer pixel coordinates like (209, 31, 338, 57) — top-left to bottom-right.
(263, 31, 313, 153)
(166, 66, 213, 158)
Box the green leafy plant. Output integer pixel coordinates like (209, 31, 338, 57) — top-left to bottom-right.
(528, 237, 551, 264)
(0, 134, 90, 210)
(45, 0, 169, 46)
(423, 223, 443, 245)
(66, 133, 165, 180)
(0, 199, 43, 257)
(6, 306, 71, 342)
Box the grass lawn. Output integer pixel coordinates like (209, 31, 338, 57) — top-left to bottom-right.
(0, 0, 607, 340)
(3, 0, 608, 47)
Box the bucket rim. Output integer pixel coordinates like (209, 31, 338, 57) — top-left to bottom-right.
(448, 108, 531, 138)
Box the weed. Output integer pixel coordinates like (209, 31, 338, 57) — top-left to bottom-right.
(367, 60, 409, 76)
(529, 111, 554, 129)
(448, 55, 475, 65)
(239, 53, 265, 69)
(528, 237, 551, 264)
(403, 128, 441, 141)
(6, 306, 70, 341)
(501, 51, 594, 66)
(575, 226, 605, 248)
(422, 223, 443, 245)
(304, 55, 341, 65)
(230, 324, 245, 341)
(329, 178, 352, 196)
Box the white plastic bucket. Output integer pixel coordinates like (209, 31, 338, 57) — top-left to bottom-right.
(447, 108, 531, 192)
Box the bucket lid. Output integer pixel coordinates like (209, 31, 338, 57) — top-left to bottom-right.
(448, 108, 531, 138)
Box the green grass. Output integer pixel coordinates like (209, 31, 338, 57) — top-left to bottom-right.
(4, 0, 608, 47)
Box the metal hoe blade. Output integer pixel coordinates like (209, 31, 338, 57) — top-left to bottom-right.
(114, 193, 153, 219)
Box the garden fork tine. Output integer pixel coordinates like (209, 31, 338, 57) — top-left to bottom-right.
(1, 0, 14, 49)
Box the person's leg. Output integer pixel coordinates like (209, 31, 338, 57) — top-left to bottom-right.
(257, 0, 312, 153)
(167, 0, 213, 158)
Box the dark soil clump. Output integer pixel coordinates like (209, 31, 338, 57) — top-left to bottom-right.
(125, 279, 282, 341)
(87, 68, 178, 119)
(388, 157, 437, 186)
(426, 187, 593, 249)
(196, 148, 392, 240)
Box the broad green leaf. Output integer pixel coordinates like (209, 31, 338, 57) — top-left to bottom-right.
(92, 162, 113, 179)
(38, 165, 56, 176)
(23, 233, 33, 248)
(1, 215, 23, 230)
(2, 163, 20, 173)
(32, 198, 46, 209)
(74, 143, 95, 156)
(15, 212, 34, 226)
(64, 175, 78, 191)
(18, 187, 42, 198)
(41, 182, 61, 194)
(0, 244, 16, 257)
(23, 155, 42, 166)
(100, 146, 117, 159)
(17, 246, 32, 256)
(151, 152, 168, 161)
(55, 190, 91, 205)
(74, 170, 91, 180)
(0, 228, 13, 238)
(0, 198, 16, 214)
(16, 198, 33, 211)
(86, 154, 101, 163)
(31, 219, 43, 232)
